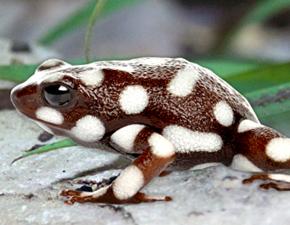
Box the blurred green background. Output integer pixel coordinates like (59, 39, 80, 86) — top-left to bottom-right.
(1, 0, 290, 137)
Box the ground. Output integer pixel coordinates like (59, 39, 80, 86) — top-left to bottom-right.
(1, 110, 290, 225)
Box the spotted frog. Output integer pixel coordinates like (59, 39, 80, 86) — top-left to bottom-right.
(10, 57, 290, 204)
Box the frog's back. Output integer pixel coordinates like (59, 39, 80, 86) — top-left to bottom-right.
(98, 57, 259, 169)
(97, 57, 258, 131)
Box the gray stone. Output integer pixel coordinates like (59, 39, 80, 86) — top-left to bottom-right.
(0, 38, 59, 65)
(1, 110, 290, 225)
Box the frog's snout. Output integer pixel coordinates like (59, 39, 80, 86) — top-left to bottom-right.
(10, 84, 38, 116)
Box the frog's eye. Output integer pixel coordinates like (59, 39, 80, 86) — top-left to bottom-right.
(42, 83, 73, 107)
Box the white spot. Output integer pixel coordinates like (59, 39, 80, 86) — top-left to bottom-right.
(191, 163, 221, 171)
(119, 85, 149, 115)
(266, 138, 290, 162)
(238, 119, 264, 133)
(148, 133, 175, 158)
(206, 68, 260, 123)
(167, 65, 200, 97)
(71, 115, 105, 142)
(269, 174, 290, 183)
(110, 124, 145, 152)
(213, 101, 234, 127)
(162, 125, 223, 153)
(113, 165, 144, 200)
(230, 154, 262, 172)
(78, 69, 104, 86)
(35, 107, 64, 125)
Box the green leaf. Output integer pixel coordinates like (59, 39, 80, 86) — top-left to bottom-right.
(197, 58, 264, 78)
(0, 64, 37, 83)
(84, 0, 107, 63)
(246, 82, 290, 119)
(38, 0, 142, 46)
(225, 62, 290, 94)
(11, 139, 76, 164)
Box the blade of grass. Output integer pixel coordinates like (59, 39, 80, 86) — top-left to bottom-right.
(38, 0, 141, 46)
(225, 62, 290, 94)
(197, 58, 265, 78)
(246, 82, 290, 119)
(84, 0, 107, 63)
(0, 64, 37, 83)
(11, 139, 76, 165)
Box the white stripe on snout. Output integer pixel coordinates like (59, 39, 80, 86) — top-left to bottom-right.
(71, 115, 105, 142)
(167, 65, 200, 97)
(110, 124, 145, 152)
(35, 107, 64, 125)
(112, 165, 144, 200)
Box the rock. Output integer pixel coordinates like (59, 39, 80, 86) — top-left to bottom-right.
(1, 110, 290, 225)
(0, 38, 59, 65)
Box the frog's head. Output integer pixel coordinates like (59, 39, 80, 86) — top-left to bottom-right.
(11, 58, 132, 144)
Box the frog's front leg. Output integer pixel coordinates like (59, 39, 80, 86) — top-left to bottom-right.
(61, 125, 175, 204)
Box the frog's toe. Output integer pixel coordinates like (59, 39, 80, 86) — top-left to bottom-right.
(60, 189, 83, 198)
(259, 181, 290, 191)
(242, 174, 269, 184)
(133, 192, 172, 203)
(243, 173, 290, 191)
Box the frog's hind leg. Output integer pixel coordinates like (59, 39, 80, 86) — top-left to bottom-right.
(230, 119, 290, 190)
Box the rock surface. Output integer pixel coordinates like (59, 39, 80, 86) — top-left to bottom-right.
(1, 110, 290, 225)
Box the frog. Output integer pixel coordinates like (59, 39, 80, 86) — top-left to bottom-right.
(10, 57, 290, 204)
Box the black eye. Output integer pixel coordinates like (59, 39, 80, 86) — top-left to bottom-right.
(43, 84, 73, 107)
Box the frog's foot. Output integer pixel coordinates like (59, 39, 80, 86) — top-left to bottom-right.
(60, 186, 171, 205)
(75, 176, 118, 192)
(243, 173, 290, 191)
